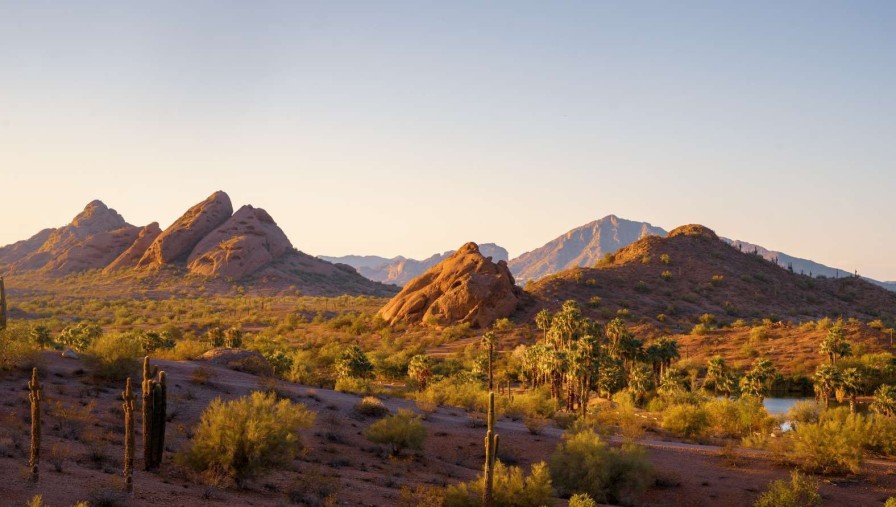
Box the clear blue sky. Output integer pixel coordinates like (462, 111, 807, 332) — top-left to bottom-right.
(1, 1, 894, 279)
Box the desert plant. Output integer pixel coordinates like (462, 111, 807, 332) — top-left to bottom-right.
(662, 403, 709, 440)
(549, 430, 653, 505)
(29, 325, 52, 349)
(872, 384, 896, 417)
(179, 391, 315, 487)
(0, 275, 6, 330)
(484, 391, 499, 505)
(28, 367, 42, 482)
(363, 409, 426, 456)
(789, 412, 863, 474)
(408, 354, 434, 391)
(141, 357, 167, 470)
(336, 345, 374, 379)
(444, 461, 553, 507)
(122, 377, 136, 492)
(753, 471, 821, 507)
(568, 493, 597, 507)
(86, 333, 142, 380)
(354, 396, 389, 417)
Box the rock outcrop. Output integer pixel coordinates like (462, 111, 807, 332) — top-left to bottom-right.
(137, 191, 233, 268)
(104, 222, 163, 273)
(379, 242, 522, 328)
(187, 205, 292, 279)
(0, 201, 139, 274)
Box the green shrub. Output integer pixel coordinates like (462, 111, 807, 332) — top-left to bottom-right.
(705, 397, 774, 439)
(179, 391, 315, 487)
(662, 404, 709, 440)
(787, 401, 820, 425)
(753, 471, 821, 507)
(568, 493, 597, 507)
(789, 409, 863, 474)
(156, 339, 209, 361)
(85, 333, 142, 380)
(548, 430, 653, 505)
(334, 376, 373, 395)
(885, 498, 896, 507)
(354, 396, 389, 417)
(444, 461, 553, 507)
(363, 409, 426, 456)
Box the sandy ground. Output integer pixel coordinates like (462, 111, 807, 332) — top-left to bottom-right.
(1, 352, 895, 506)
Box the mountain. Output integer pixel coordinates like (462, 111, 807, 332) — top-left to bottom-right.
(524, 224, 896, 327)
(322, 243, 509, 287)
(508, 215, 667, 283)
(379, 242, 523, 328)
(722, 239, 850, 279)
(0, 192, 396, 297)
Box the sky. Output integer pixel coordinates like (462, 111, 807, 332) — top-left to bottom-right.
(1, 1, 894, 279)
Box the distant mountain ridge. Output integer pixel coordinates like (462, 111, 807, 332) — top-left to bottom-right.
(321, 243, 509, 287)
(508, 215, 667, 282)
(0, 191, 396, 296)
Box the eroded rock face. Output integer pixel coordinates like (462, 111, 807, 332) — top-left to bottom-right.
(3, 200, 138, 274)
(137, 191, 233, 268)
(104, 222, 163, 272)
(186, 205, 293, 279)
(378, 242, 521, 328)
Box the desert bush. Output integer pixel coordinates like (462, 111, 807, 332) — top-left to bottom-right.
(503, 386, 555, 419)
(886, 498, 896, 507)
(58, 321, 102, 352)
(354, 396, 389, 417)
(523, 415, 549, 435)
(568, 493, 597, 507)
(753, 471, 821, 507)
(788, 408, 863, 474)
(49, 399, 96, 441)
(334, 376, 373, 395)
(399, 484, 446, 507)
(549, 430, 653, 505)
(227, 355, 273, 376)
(705, 397, 774, 439)
(155, 339, 209, 361)
(189, 365, 216, 385)
(417, 376, 488, 412)
(787, 401, 820, 425)
(287, 465, 342, 506)
(444, 461, 553, 507)
(179, 391, 315, 487)
(662, 403, 709, 440)
(363, 409, 426, 456)
(85, 333, 142, 380)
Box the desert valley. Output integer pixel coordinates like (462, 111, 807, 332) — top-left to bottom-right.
(1, 191, 896, 506)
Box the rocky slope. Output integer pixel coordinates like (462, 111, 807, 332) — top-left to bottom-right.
(0, 192, 396, 296)
(524, 224, 896, 329)
(0, 200, 141, 274)
(379, 242, 522, 328)
(323, 243, 509, 287)
(508, 215, 667, 282)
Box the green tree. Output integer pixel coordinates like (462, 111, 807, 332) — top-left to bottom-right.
(835, 367, 862, 414)
(872, 384, 896, 417)
(336, 344, 374, 379)
(408, 354, 433, 391)
(819, 323, 851, 365)
(813, 364, 841, 407)
(29, 325, 52, 350)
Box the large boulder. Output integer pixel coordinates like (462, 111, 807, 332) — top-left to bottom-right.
(137, 191, 233, 268)
(103, 222, 163, 272)
(186, 205, 293, 279)
(378, 242, 522, 328)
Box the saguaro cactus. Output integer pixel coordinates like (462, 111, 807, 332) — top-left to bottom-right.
(122, 377, 136, 492)
(150, 371, 166, 467)
(141, 357, 167, 470)
(0, 275, 7, 330)
(483, 391, 499, 507)
(28, 367, 42, 482)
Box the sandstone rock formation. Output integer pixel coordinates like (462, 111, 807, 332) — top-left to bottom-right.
(187, 205, 292, 279)
(379, 242, 522, 328)
(0, 200, 140, 274)
(137, 191, 233, 268)
(104, 222, 163, 273)
(322, 243, 510, 287)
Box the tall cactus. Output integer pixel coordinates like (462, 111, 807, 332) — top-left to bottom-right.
(0, 275, 7, 330)
(483, 391, 499, 507)
(122, 377, 135, 492)
(141, 357, 157, 470)
(28, 367, 42, 482)
(141, 357, 166, 470)
(151, 371, 166, 467)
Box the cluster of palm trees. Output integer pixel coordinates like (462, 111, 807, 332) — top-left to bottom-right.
(703, 356, 779, 401)
(517, 301, 684, 413)
(813, 323, 861, 411)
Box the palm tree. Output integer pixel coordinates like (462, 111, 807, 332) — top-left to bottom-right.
(813, 364, 841, 407)
(740, 359, 778, 401)
(872, 384, 896, 417)
(836, 367, 862, 414)
(705, 356, 729, 396)
(820, 323, 851, 365)
(627, 364, 653, 405)
(535, 309, 553, 344)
